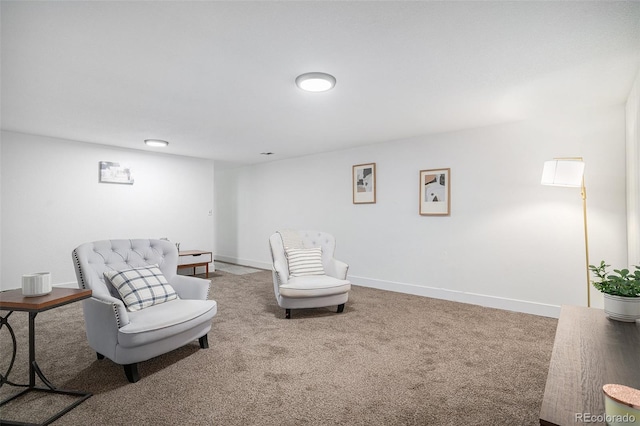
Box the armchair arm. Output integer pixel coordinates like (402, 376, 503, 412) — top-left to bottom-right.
(325, 258, 349, 280)
(82, 297, 127, 360)
(170, 274, 211, 300)
(272, 259, 289, 285)
(88, 293, 130, 326)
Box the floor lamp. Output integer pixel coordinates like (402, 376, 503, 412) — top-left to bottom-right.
(541, 157, 591, 307)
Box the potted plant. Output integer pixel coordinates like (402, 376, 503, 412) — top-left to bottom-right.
(589, 260, 640, 322)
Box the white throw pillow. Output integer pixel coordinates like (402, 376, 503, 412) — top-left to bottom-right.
(285, 247, 325, 277)
(104, 265, 178, 311)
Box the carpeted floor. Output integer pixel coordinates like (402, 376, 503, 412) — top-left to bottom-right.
(0, 270, 557, 425)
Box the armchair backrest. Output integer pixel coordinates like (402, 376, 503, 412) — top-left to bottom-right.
(72, 239, 178, 300)
(269, 230, 337, 276)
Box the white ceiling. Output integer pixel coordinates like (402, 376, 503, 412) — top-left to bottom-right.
(2, 1, 640, 166)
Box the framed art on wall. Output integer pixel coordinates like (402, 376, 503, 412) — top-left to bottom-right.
(99, 161, 134, 185)
(419, 168, 450, 215)
(352, 163, 376, 204)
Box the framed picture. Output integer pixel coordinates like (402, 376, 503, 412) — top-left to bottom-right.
(99, 161, 134, 185)
(419, 168, 450, 215)
(352, 163, 376, 204)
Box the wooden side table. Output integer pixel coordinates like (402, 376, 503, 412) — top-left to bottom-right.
(540, 305, 640, 425)
(0, 287, 92, 426)
(178, 250, 213, 278)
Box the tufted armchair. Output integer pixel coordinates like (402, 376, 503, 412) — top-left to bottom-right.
(269, 230, 351, 319)
(72, 239, 217, 383)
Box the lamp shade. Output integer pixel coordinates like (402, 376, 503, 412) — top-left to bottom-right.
(541, 160, 585, 187)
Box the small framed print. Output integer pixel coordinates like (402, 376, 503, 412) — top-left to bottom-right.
(99, 161, 134, 185)
(352, 163, 376, 204)
(419, 168, 450, 216)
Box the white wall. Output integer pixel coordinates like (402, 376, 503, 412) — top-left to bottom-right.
(0, 134, 3, 288)
(0, 131, 215, 290)
(214, 108, 628, 317)
(627, 67, 640, 265)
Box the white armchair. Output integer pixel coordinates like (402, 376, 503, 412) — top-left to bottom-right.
(72, 239, 217, 382)
(268, 230, 351, 319)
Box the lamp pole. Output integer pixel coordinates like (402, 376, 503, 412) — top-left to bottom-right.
(580, 173, 591, 307)
(542, 157, 590, 307)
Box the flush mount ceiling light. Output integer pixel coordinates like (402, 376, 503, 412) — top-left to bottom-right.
(144, 139, 169, 147)
(295, 72, 336, 92)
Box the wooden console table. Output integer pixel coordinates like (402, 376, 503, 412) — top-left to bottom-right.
(178, 250, 213, 278)
(540, 305, 640, 425)
(0, 287, 92, 425)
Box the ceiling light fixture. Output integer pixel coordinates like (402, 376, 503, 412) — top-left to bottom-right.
(144, 139, 169, 147)
(295, 72, 336, 92)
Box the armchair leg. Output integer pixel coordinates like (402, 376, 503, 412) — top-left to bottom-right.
(96, 352, 105, 360)
(124, 363, 139, 383)
(199, 334, 209, 349)
(285, 309, 291, 319)
(337, 303, 345, 313)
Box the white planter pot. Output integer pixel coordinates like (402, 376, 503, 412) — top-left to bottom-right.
(22, 272, 52, 297)
(603, 293, 640, 322)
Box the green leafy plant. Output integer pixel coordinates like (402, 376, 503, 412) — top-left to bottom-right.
(589, 261, 640, 298)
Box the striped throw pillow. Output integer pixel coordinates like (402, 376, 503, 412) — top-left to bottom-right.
(104, 265, 178, 311)
(285, 247, 325, 277)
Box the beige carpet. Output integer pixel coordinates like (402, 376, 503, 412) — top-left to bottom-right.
(0, 270, 557, 425)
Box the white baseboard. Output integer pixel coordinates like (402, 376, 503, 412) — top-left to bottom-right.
(54, 282, 80, 289)
(350, 275, 561, 318)
(214, 255, 271, 271)
(204, 256, 562, 318)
